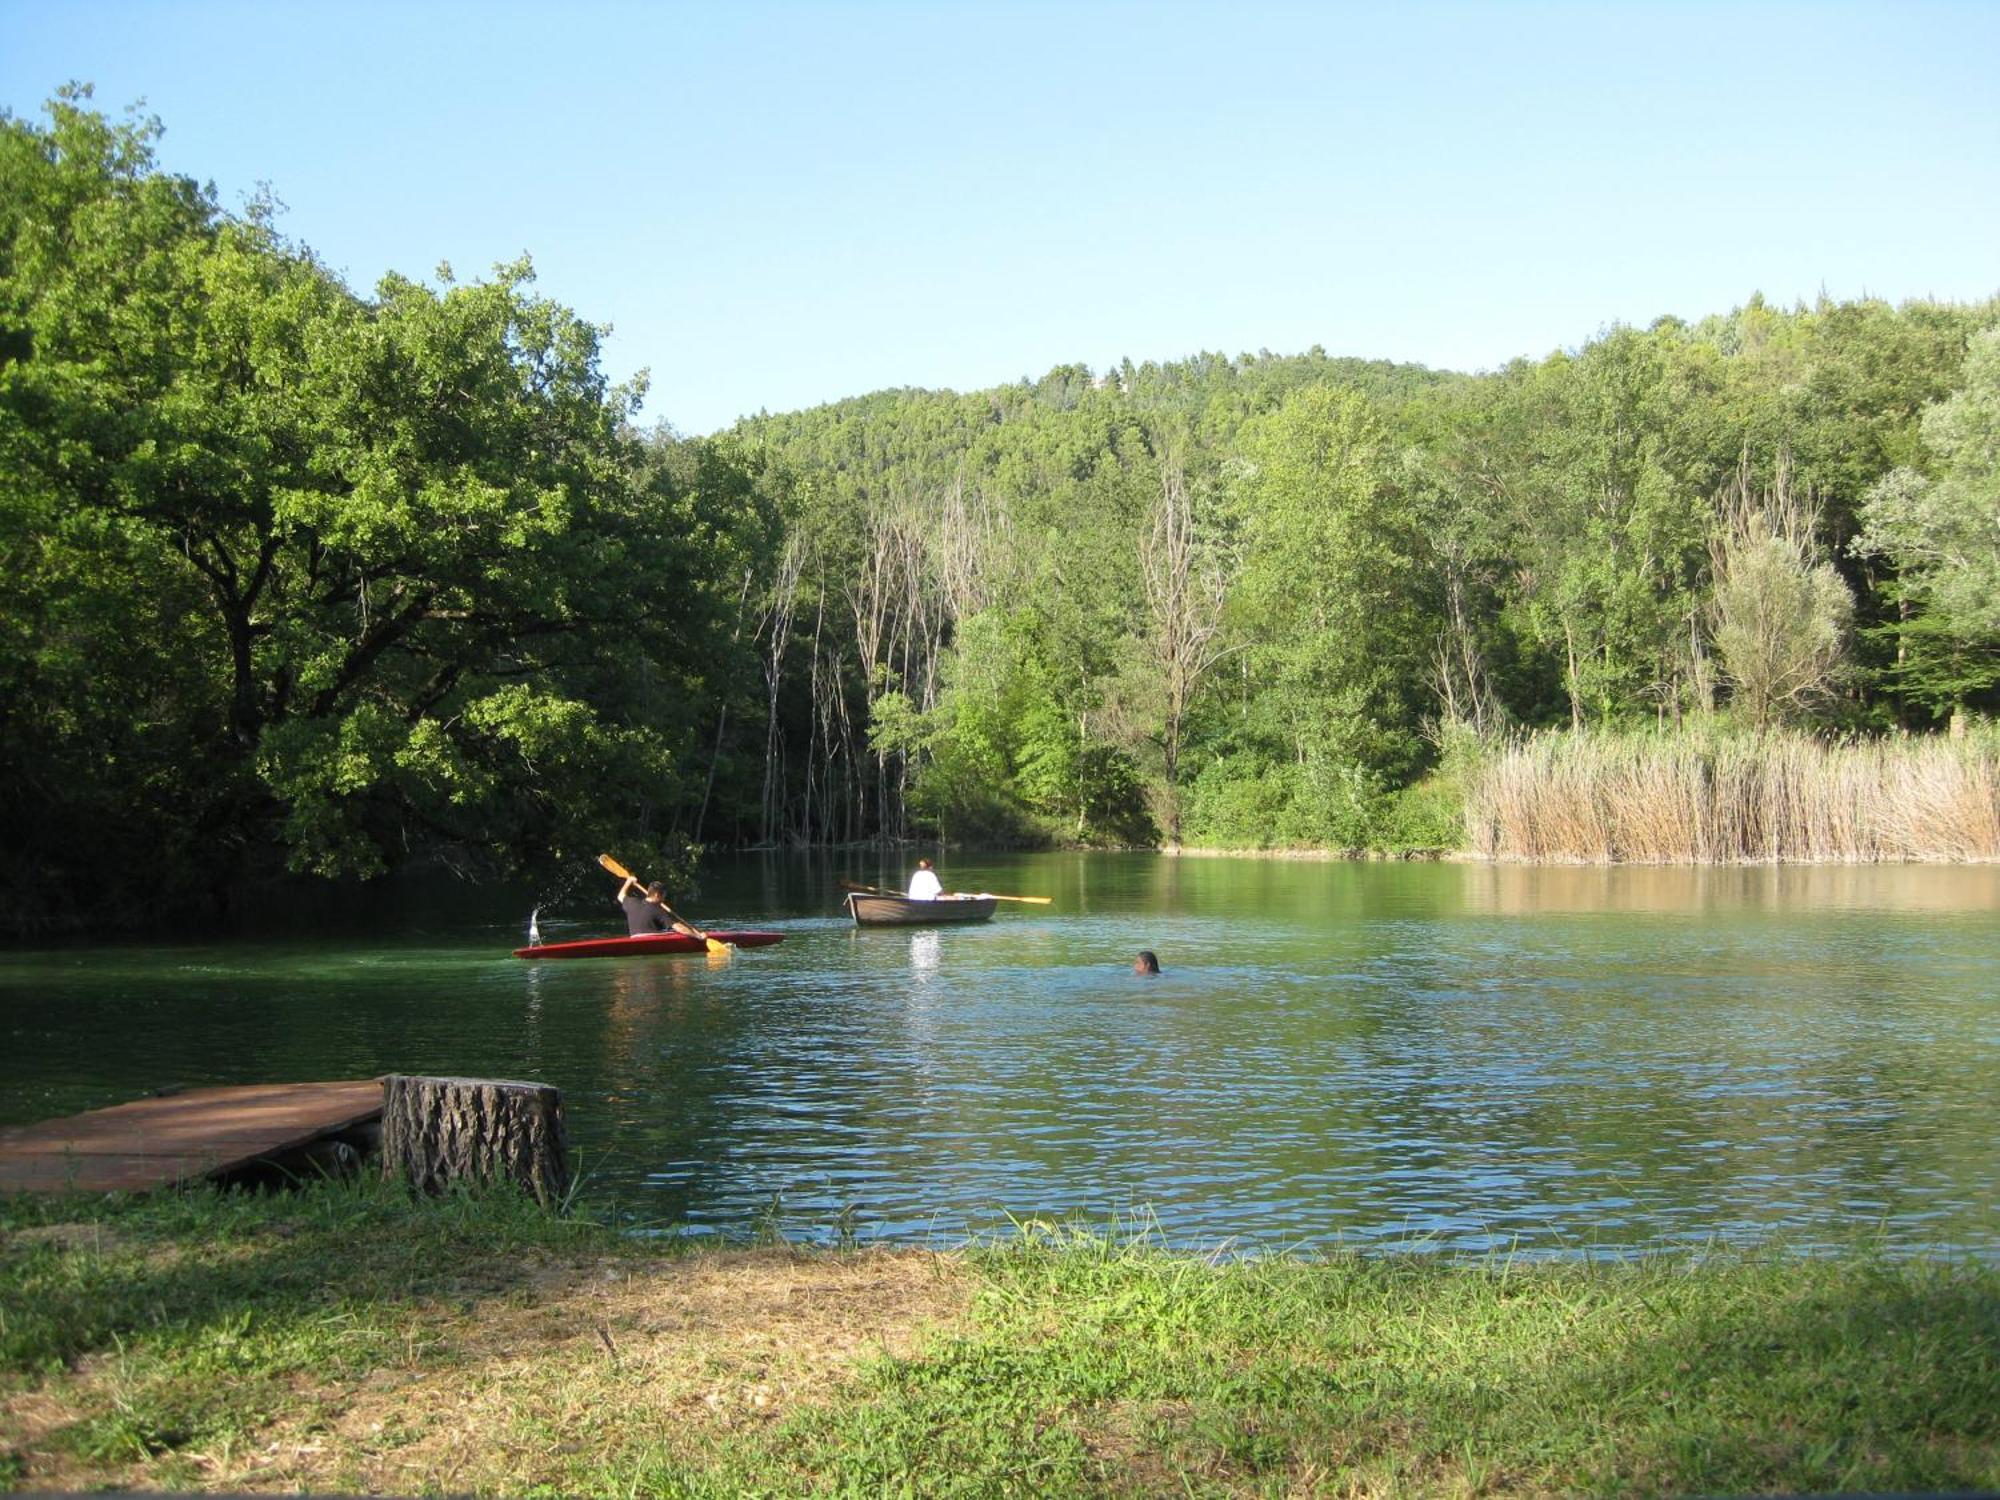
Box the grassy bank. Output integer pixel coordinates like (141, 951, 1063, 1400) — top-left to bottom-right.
(4, 1183, 1997, 1496)
(1464, 725, 2000, 863)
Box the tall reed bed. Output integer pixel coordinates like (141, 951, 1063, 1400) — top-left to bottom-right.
(1465, 725, 2000, 862)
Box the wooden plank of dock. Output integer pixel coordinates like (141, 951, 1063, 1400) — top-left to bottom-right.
(0, 1080, 384, 1194)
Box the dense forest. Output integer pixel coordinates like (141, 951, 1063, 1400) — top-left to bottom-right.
(3, 94, 1996, 930)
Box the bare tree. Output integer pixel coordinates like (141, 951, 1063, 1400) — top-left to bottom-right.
(691, 566, 757, 844)
(1427, 530, 1503, 738)
(1709, 452, 1853, 728)
(1139, 447, 1239, 844)
(755, 532, 810, 845)
(930, 472, 1004, 628)
(846, 497, 930, 841)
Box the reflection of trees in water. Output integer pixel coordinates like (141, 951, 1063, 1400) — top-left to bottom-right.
(895, 930, 948, 1111)
(601, 954, 752, 1093)
(1460, 862, 2000, 917)
(520, 964, 548, 1076)
(700, 848, 880, 922)
(1145, 852, 1469, 924)
(602, 962, 687, 1087)
(587, 959, 760, 1227)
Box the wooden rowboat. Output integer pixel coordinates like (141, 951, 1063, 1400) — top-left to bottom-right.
(845, 892, 998, 927)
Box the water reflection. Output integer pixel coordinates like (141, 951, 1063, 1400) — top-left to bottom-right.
(1458, 861, 2000, 916)
(1, 854, 1995, 1256)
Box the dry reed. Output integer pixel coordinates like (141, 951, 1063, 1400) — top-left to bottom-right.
(1465, 725, 2000, 863)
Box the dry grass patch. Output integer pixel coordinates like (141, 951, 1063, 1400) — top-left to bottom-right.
(69, 1245, 976, 1495)
(1466, 724, 2000, 863)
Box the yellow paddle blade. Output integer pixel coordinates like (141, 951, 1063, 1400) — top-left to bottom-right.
(597, 852, 637, 882)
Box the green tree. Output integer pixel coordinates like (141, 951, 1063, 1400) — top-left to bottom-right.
(1212, 385, 1430, 841)
(0, 93, 742, 924)
(1854, 325, 2000, 721)
(1510, 327, 1725, 726)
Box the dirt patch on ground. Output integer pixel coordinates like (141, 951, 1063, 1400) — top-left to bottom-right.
(290, 1245, 972, 1493)
(9, 1245, 974, 1494)
(0, 1221, 129, 1256)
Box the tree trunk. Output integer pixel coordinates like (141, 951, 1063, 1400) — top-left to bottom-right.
(379, 1075, 569, 1206)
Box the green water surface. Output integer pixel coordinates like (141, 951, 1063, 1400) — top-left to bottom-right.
(3, 854, 1995, 1255)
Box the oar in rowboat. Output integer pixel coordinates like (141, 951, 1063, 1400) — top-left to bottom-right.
(840, 875, 1051, 905)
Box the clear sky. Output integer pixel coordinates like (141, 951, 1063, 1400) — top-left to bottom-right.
(5, 1, 1997, 434)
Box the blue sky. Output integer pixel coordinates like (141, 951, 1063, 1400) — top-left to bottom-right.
(5, 1, 1997, 434)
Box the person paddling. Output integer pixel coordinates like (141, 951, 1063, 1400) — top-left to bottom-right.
(906, 858, 944, 901)
(617, 875, 670, 935)
(599, 854, 734, 955)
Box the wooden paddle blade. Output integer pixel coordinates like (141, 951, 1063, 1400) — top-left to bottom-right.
(983, 894, 1053, 904)
(598, 853, 637, 882)
(704, 937, 733, 956)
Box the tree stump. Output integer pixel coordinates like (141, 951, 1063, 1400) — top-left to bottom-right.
(379, 1075, 569, 1207)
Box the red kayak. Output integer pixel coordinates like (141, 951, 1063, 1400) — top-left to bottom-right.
(513, 930, 785, 960)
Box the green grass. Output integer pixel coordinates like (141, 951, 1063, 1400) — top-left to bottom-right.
(0, 1174, 625, 1371)
(0, 1177, 645, 1489)
(3, 1185, 1997, 1496)
(644, 1223, 1997, 1498)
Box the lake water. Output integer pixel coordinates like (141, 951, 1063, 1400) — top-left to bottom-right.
(3, 854, 1995, 1257)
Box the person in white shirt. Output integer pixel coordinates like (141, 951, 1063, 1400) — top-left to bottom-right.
(906, 858, 944, 901)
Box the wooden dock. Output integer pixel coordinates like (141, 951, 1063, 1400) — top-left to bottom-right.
(0, 1081, 384, 1194)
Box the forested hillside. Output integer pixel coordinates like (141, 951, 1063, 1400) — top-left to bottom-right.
(3, 94, 1995, 930)
(722, 291, 1999, 852)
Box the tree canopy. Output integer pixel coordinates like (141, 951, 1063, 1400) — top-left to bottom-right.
(0, 91, 761, 927)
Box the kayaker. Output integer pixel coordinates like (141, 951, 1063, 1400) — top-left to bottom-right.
(906, 858, 944, 901)
(1133, 950, 1161, 975)
(617, 875, 673, 936)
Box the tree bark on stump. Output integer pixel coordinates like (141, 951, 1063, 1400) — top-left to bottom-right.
(379, 1075, 569, 1207)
